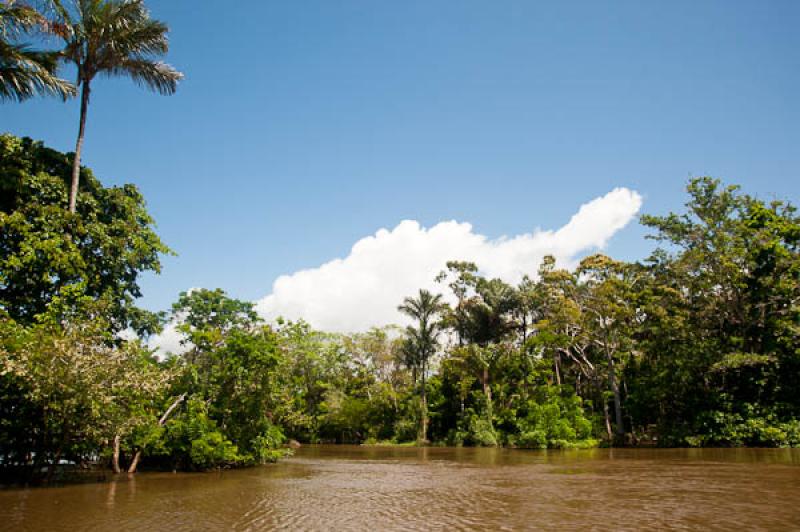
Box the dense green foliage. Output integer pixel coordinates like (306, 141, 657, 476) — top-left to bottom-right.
(1, 135, 798, 483)
(0, 133, 169, 334)
(629, 179, 800, 445)
(0, 289, 171, 478)
(152, 289, 288, 469)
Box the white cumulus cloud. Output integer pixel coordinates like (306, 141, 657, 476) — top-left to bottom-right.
(146, 288, 199, 357)
(148, 321, 187, 357)
(254, 187, 642, 332)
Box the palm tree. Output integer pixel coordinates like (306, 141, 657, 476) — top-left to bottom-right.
(52, 0, 183, 213)
(0, 1, 74, 102)
(398, 289, 446, 443)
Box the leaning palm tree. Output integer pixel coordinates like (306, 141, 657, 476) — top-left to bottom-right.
(52, 0, 183, 213)
(398, 289, 446, 443)
(0, 1, 74, 101)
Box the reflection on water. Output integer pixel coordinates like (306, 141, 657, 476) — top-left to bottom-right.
(1, 446, 799, 531)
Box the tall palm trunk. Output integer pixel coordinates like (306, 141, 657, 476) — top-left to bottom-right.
(420, 359, 428, 444)
(68, 80, 90, 213)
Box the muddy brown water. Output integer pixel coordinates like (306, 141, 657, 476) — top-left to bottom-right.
(1, 445, 799, 531)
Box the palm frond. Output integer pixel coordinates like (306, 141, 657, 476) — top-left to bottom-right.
(0, 41, 75, 101)
(58, 0, 183, 94)
(108, 57, 181, 94)
(0, 3, 42, 35)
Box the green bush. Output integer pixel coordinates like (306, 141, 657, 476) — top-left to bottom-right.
(515, 386, 596, 449)
(517, 430, 547, 449)
(393, 418, 418, 443)
(687, 406, 800, 447)
(467, 417, 498, 447)
(161, 399, 245, 469)
(190, 432, 240, 469)
(251, 424, 289, 464)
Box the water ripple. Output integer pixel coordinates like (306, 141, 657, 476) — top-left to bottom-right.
(2, 447, 799, 531)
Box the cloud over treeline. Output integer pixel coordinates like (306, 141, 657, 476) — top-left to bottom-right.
(254, 187, 642, 332)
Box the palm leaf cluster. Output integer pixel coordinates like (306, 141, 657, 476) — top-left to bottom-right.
(398, 289, 446, 367)
(55, 0, 182, 95)
(0, 1, 74, 102)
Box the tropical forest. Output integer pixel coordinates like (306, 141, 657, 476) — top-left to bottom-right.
(1, 1, 799, 530)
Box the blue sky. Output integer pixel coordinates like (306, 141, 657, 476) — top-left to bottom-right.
(3, 0, 799, 323)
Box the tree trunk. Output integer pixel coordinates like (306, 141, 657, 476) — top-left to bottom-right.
(127, 450, 141, 474)
(68, 80, 90, 213)
(607, 355, 625, 444)
(420, 361, 428, 444)
(596, 379, 613, 442)
(521, 315, 528, 344)
(602, 396, 613, 442)
(112, 433, 121, 474)
(554, 352, 562, 386)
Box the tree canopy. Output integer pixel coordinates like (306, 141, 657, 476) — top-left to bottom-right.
(0, 133, 170, 334)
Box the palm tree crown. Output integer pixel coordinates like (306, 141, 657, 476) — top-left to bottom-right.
(398, 290, 445, 334)
(398, 289, 446, 443)
(54, 0, 183, 213)
(56, 0, 182, 95)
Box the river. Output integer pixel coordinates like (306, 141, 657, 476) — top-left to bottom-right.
(1, 445, 799, 530)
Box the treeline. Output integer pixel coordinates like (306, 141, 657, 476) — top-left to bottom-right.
(1, 134, 799, 481)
